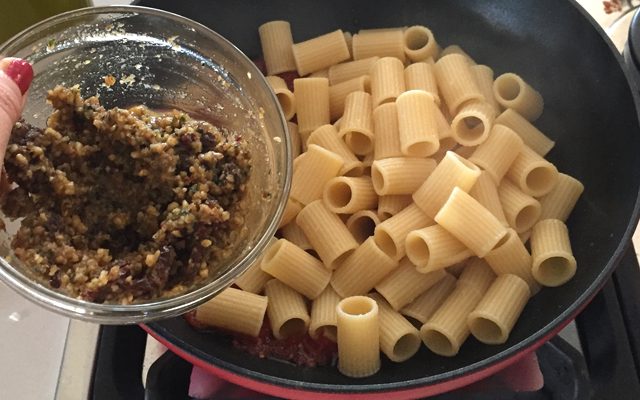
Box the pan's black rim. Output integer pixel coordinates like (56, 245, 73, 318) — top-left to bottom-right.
(147, 0, 640, 394)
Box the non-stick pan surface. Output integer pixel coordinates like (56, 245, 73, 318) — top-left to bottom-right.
(141, 0, 640, 397)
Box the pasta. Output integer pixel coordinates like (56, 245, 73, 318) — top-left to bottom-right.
(328, 56, 379, 85)
(371, 157, 436, 195)
(309, 285, 341, 341)
(377, 194, 413, 219)
(264, 279, 310, 339)
(375, 257, 447, 310)
(265, 75, 296, 120)
(258, 21, 296, 75)
(352, 29, 406, 62)
(279, 197, 303, 228)
(468, 274, 530, 344)
(506, 145, 559, 198)
(435, 187, 508, 257)
(396, 90, 440, 157)
(323, 176, 378, 214)
(450, 101, 496, 146)
(530, 219, 577, 286)
(290, 144, 343, 205)
(373, 102, 404, 160)
(469, 172, 509, 227)
(297, 200, 359, 270)
(196, 287, 268, 337)
(494, 109, 555, 156)
(291, 29, 350, 76)
(434, 53, 484, 114)
(294, 77, 331, 134)
(337, 296, 380, 377)
(401, 272, 457, 324)
(403, 25, 439, 62)
(234, 237, 278, 294)
(406, 224, 473, 273)
(412, 151, 481, 218)
(339, 91, 375, 155)
(484, 229, 540, 294)
(329, 75, 370, 121)
(469, 124, 524, 184)
(370, 57, 406, 107)
(346, 210, 381, 243)
(331, 237, 399, 297)
(497, 178, 542, 233)
(471, 64, 501, 115)
(456, 258, 497, 294)
(439, 44, 476, 64)
(368, 293, 422, 362)
(404, 62, 440, 105)
(287, 121, 302, 158)
(374, 203, 434, 260)
(307, 124, 363, 176)
(493, 73, 543, 122)
(279, 220, 313, 251)
(260, 238, 331, 299)
(539, 173, 584, 221)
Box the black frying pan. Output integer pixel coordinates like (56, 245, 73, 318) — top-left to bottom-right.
(138, 0, 640, 398)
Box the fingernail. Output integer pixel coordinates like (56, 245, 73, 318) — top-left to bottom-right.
(1, 58, 33, 95)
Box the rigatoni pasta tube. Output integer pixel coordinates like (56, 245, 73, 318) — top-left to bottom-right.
(258, 21, 296, 75)
(294, 78, 330, 134)
(337, 296, 380, 378)
(373, 102, 404, 160)
(292, 29, 350, 76)
(279, 197, 303, 228)
(290, 144, 343, 205)
(195, 288, 268, 337)
(375, 257, 447, 310)
(439, 45, 476, 64)
(404, 62, 440, 105)
(401, 273, 456, 324)
(498, 179, 541, 233)
(493, 73, 543, 122)
(374, 203, 434, 260)
(297, 200, 358, 270)
(469, 124, 524, 184)
(352, 29, 406, 62)
(506, 145, 559, 197)
(287, 122, 301, 159)
(403, 25, 439, 62)
(329, 56, 379, 85)
(377, 194, 413, 219)
(396, 90, 440, 157)
(371, 157, 436, 195)
(406, 224, 473, 273)
(456, 258, 497, 295)
(484, 229, 539, 294)
(469, 172, 509, 227)
(279, 221, 312, 251)
(329, 75, 370, 121)
(323, 176, 378, 214)
(370, 57, 406, 107)
(234, 237, 278, 294)
(435, 187, 508, 257)
(539, 173, 584, 221)
(260, 239, 331, 299)
(307, 124, 363, 177)
(420, 283, 485, 356)
(434, 53, 484, 114)
(339, 91, 375, 155)
(346, 210, 381, 244)
(265, 75, 296, 120)
(369, 293, 421, 362)
(309, 285, 341, 341)
(495, 109, 555, 156)
(468, 274, 530, 344)
(471, 64, 501, 115)
(530, 219, 577, 287)
(331, 237, 398, 297)
(412, 151, 481, 219)
(450, 101, 496, 146)
(264, 279, 310, 340)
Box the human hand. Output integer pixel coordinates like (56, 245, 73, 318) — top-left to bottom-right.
(0, 58, 33, 163)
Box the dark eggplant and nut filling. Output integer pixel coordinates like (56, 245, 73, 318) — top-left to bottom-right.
(1, 85, 251, 304)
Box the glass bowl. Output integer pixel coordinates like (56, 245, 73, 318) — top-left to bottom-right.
(0, 6, 291, 324)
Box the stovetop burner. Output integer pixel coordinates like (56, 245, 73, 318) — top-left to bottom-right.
(87, 247, 640, 400)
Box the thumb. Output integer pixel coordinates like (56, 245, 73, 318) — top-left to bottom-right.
(0, 57, 33, 162)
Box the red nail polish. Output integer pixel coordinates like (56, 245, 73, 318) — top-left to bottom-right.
(3, 59, 33, 95)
